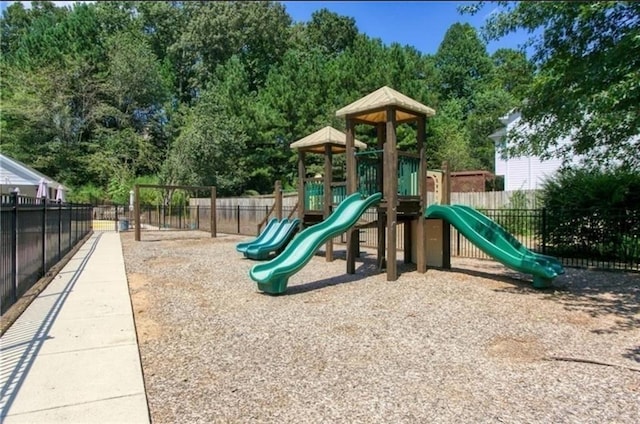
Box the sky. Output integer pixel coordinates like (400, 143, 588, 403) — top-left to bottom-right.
(1, 1, 532, 56)
(281, 1, 532, 56)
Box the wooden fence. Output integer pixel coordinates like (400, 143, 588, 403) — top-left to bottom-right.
(191, 190, 541, 210)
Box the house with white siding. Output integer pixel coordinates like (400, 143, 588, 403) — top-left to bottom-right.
(0, 153, 64, 198)
(490, 111, 582, 191)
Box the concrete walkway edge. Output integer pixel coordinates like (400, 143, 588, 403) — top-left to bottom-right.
(0, 232, 150, 423)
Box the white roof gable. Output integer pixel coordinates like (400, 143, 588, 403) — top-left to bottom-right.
(0, 153, 63, 188)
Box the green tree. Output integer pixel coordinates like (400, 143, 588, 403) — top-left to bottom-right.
(161, 88, 249, 195)
(540, 166, 640, 261)
(428, 99, 479, 171)
(464, 1, 640, 169)
(173, 1, 291, 97)
(0, 60, 101, 187)
(466, 88, 515, 170)
(292, 8, 358, 56)
(491, 48, 534, 101)
(434, 23, 494, 109)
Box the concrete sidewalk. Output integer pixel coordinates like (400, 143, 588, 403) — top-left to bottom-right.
(0, 232, 150, 423)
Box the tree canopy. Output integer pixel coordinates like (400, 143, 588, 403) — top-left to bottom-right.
(463, 1, 640, 170)
(1, 1, 538, 201)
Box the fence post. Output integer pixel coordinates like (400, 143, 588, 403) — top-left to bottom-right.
(236, 204, 241, 234)
(75, 205, 79, 242)
(10, 192, 18, 304)
(275, 180, 282, 221)
(68, 204, 72, 251)
(210, 186, 216, 238)
(196, 205, 200, 229)
(41, 197, 47, 278)
(58, 201, 62, 261)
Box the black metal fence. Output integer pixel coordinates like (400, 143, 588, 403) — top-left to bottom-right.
(1, 193, 92, 313)
(209, 204, 640, 272)
(97, 201, 640, 273)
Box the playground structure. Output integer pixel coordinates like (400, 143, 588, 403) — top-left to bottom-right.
(245, 86, 564, 294)
(290, 126, 368, 261)
(337, 86, 441, 281)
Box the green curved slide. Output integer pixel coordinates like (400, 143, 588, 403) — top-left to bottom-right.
(452, 205, 564, 276)
(425, 204, 564, 288)
(250, 192, 382, 294)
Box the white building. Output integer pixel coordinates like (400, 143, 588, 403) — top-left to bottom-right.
(0, 153, 65, 199)
(489, 111, 581, 191)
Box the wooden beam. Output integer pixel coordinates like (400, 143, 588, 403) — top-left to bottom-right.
(324, 144, 333, 261)
(134, 184, 141, 241)
(346, 118, 358, 274)
(298, 151, 305, 222)
(135, 184, 211, 191)
(376, 122, 386, 271)
(275, 180, 282, 221)
(385, 106, 398, 281)
(210, 186, 216, 237)
(441, 161, 451, 268)
(417, 115, 427, 273)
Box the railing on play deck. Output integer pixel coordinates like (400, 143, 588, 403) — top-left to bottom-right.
(303, 178, 347, 212)
(355, 150, 421, 197)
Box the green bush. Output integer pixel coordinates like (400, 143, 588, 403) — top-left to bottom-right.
(67, 184, 107, 204)
(540, 167, 640, 261)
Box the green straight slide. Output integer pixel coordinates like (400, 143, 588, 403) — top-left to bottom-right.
(244, 218, 300, 260)
(425, 204, 564, 288)
(250, 192, 382, 294)
(236, 218, 280, 254)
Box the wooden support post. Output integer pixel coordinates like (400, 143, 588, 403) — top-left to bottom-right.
(417, 115, 427, 272)
(297, 151, 305, 222)
(324, 144, 333, 261)
(346, 118, 358, 274)
(376, 122, 386, 271)
(377, 209, 386, 271)
(134, 184, 141, 241)
(210, 186, 217, 238)
(404, 220, 412, 264)
(385, 107, 398, 281)
(441, 161, 450, 268)
(275, 180, 282, 221)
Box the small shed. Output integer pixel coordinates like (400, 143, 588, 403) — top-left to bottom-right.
(426, 170, 495, 192)
(0, 153, 64, 199)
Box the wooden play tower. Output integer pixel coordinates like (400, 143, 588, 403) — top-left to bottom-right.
(336, 86, 440, 281)
(290, 126, 367, 261)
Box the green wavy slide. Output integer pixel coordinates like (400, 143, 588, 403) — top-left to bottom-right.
(425, 204, 564, 288)
(250, 192, 382, 294)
